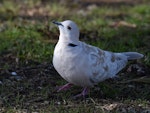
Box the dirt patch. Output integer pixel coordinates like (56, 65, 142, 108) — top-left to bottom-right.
(0, 52, 150, 112)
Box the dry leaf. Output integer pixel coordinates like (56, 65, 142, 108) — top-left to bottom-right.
(110, 21, 137, 28)
(101, 103, 118, 110)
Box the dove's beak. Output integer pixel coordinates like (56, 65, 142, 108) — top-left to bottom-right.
(52, 21, 64, 27)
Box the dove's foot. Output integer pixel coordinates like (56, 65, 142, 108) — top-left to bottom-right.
(73, 87, 89, 99)
(57, 83, 73, 92)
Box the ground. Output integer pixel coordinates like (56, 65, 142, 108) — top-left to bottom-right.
(0, 0, 150, 113)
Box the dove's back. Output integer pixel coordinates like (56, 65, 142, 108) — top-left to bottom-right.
(81, 42, 143, 85)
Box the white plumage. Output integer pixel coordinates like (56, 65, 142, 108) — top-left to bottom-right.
(53, 20, 143, 97)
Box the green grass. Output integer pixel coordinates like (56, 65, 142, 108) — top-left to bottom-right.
(0, 0, 150, 112)
(0, 1, 149, 64)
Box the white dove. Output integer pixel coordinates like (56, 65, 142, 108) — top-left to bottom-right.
(52, 20, 143, 98)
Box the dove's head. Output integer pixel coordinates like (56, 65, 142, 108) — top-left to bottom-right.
(53, 20, 79, 43)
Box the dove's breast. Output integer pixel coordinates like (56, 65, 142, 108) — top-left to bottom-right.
(53, 42, 94, 87)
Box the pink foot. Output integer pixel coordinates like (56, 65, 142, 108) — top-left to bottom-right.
(73, 88, 89, 99)
(57, 83, 73, 92)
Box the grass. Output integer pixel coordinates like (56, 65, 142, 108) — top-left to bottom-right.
(0, 0, 150, 112)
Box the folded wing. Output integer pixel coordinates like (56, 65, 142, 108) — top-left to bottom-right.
(82, 43, 128, 84)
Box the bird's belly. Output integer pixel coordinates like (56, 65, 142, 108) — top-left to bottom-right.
(53, 53, 93, 87)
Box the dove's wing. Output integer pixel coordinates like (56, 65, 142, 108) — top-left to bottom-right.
(81, 42, 128, 84)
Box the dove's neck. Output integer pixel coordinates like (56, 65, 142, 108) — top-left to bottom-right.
(58, 34, 79, 45)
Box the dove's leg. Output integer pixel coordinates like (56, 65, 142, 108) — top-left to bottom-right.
(73, 87, 89, 98)
(57, 83, 73, 92)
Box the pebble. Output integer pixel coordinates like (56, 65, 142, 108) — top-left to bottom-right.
(11, 72, 17, 76)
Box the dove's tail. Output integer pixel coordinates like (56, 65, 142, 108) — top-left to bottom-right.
(122, 52, 144, 60)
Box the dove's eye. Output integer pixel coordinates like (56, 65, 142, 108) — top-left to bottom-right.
(67, 26, 72, 30)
